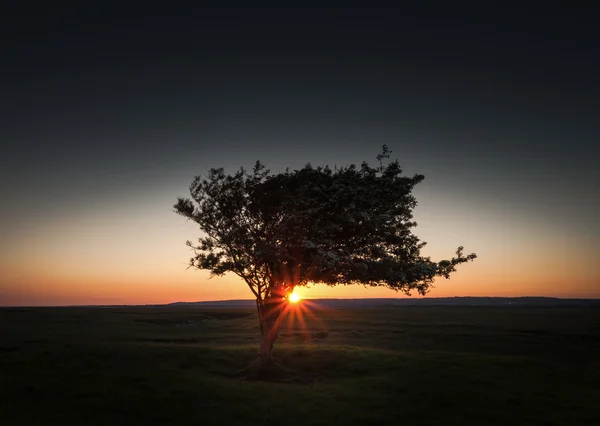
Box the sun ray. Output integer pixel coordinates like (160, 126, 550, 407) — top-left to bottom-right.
(294, 304, 310, 336)
(307, 304, 330, 332)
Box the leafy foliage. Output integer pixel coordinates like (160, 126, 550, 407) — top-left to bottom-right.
(174, 146, 476, 300)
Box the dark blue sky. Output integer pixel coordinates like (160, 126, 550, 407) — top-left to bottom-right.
(1, 4, 599, 304)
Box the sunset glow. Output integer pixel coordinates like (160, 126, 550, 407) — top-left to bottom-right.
(1, 5, 598, 308)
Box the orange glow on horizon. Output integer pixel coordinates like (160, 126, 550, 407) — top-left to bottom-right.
(1, 202, 599, 306)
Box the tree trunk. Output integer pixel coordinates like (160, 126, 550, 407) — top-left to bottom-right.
(257, 297, 285, 361)
(259, 322, 277, 361)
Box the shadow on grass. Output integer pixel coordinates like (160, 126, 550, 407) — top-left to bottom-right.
(222, 344, 400, 384)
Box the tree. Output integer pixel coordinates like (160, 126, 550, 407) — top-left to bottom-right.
(174, 146, 476, 362)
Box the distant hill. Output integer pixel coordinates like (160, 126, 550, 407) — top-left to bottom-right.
(7, 297, 597, 309)
(167, 297, 600, 308)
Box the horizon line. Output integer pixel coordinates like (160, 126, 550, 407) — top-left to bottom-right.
(2, 295, 600, 308)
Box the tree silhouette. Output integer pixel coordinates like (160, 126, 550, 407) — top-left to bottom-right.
(174, 146, 476, 361)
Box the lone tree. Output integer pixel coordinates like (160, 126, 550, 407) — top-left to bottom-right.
(174, 146, 476, 361)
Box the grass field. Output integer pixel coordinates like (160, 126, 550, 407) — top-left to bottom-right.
(1, 304, 599, 425)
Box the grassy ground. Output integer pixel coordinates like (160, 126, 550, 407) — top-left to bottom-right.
(1, 304, 599, 425)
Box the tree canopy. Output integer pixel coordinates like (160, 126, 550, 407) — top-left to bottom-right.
(174, 146, 476, 301)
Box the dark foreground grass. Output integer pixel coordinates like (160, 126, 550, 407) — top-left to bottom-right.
(0, 306, 599, 425)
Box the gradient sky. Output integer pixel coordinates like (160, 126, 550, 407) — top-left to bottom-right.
(1, 4, 599, 305)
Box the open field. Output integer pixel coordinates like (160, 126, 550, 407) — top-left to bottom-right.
(1, 304, 599, 425)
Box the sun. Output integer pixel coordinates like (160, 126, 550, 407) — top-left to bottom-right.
(288, 292, 301, 303)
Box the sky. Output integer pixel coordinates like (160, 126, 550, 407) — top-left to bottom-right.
(1, 4, 599, 305)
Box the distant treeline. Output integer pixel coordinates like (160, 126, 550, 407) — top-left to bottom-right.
(167, 297, 600, 308)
